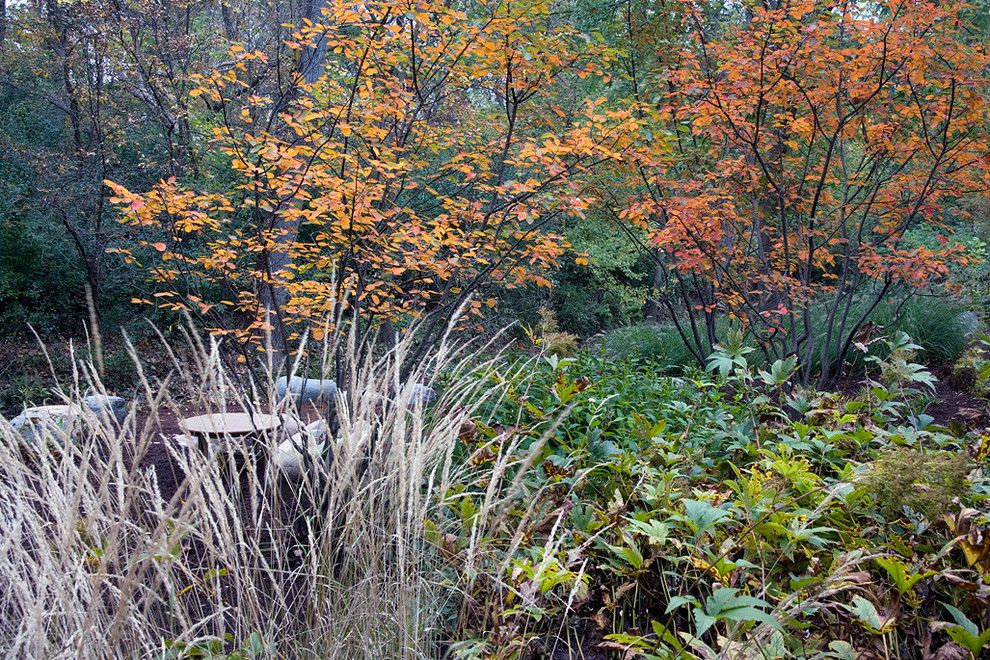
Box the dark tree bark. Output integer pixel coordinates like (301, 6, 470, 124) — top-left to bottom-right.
(643, 261, 664, 323)
(0, 0, 7, 49)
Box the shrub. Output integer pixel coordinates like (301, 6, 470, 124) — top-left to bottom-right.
(532, 308, 580, 357)
(0, 219, 86, 335)
(542, 332, 579, 357)
(902, 226, 990, 315)
(603, 324, 697, 369)
(0, 374, 50, 415)
(552, 215, 653, 335)
(811, 296, 970, 374)
(952, 341, 990, 397)
(873, 298, 970, 367)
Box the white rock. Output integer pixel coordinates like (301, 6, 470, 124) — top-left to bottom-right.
(171, 433, 199, 450)
(280, 417, 301, 436)
(304, 419, 330, 442)
(409, 384, 437, 406)
(274, 434, 325, 479)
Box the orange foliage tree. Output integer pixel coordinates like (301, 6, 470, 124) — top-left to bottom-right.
(107, 0, 636, 353)
(619, 0, 990, 384)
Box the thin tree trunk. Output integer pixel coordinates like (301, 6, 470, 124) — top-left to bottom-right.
(643, 260, 664, 323)
(262, 0, 328, 361)
(0, 0, 7, 49)
(219, 0, 235, 41)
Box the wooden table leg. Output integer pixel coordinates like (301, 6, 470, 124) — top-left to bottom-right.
(191, 432, 269, 491)
(197, 432, 209, 456)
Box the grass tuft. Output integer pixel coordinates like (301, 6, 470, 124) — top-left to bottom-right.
(0, 322, 552, 658)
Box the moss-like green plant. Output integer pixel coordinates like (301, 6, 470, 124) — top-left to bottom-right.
(533, 308, 579, 357)
(864, 448, 971, 519)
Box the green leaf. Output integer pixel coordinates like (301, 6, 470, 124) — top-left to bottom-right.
(818, 641, 858, 660)
(665, 595, 699, 613)
(679, 498, 731, 537)
(626, 518, 669, 546)
(695, 587, 783, 637)
(650, 620, 686, 652)
(945, 627, 984, 655)
(718, 605, 783, 633)
(693, 609, 717, 638)
(758, 356, 797, 386)
(944, 604, 979, 637)
(706, 353, 735, 379)
(459, 494, 477, 522)
(874, 556, 935, 595)
(604, 534, 644, 571)
(845, 596, 894, 634)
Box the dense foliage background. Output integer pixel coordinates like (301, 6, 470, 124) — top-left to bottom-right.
(2, 0, 989, 366)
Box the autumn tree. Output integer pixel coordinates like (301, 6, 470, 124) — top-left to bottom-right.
(108, 0, 636, 356)
(619, 0, 990, 384)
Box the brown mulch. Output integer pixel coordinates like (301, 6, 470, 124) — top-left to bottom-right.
(834, 365, 988, 431)
(130, 404, 198, 504)
(926, 382, 988, 429)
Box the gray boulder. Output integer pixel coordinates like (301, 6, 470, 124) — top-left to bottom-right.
(83, 395, 128, 424)
(409, 384, 437, 406)
(280, 417, 301, 437)
(958, 311, 981, 336)
(10, 405, 84, 445)
(276, 376, 336, 405)
(304, 419, 330, 442)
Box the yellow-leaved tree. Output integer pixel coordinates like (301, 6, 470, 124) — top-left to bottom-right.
(107, 0, 638, 354)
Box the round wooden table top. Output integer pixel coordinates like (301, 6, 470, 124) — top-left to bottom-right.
(181, 412, 281, 437)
